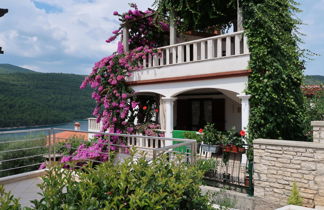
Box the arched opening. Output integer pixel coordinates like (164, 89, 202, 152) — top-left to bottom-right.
(172, 88, 241, 131)
(134, 92, 163, 125)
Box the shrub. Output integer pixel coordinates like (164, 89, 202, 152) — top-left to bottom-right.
(31, 153, 214, 209)
(288, 182, 303, 206)
(0, 185, 21, 210)
(195, 158, 217, 173)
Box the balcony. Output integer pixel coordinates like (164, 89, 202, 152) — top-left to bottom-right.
(127, 31, 250, 84)
(0, 128, 196, 207)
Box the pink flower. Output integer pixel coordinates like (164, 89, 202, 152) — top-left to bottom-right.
(124, 15, 132, 20)
(131, 101, 138, 109)
(106, 35, 117, 43)
(112, 102, 118, 107)
(116, 75, 124, 81)
(127, 127, 134, 133)
(117, 41, 124, 54)
(61, 156, 72, 163)
(112, 29, 120, 34)
(113, 11, 119, 15)
(98, 86, 104, 92)
(80, 77, 88, 89)
(121, 93, 127, 99)
(110, 79, 117, 85)
(39, 162, 46, 170)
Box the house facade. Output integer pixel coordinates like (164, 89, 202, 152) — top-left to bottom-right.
(89, 2, 251, 139)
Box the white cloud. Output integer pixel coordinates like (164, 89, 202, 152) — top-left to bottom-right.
(0, 0, 153, 73)
(20, 64, 41, 71)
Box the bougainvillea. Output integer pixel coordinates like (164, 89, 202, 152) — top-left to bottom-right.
(56, 4, 170, 165)
(81, 4, 168, 135)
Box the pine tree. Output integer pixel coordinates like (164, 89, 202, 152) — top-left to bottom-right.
(288, 182, 303, 206)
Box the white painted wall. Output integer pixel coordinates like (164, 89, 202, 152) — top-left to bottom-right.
(131, 76, 248, 98)
(128, 55, 249, 82)
(224, 94, 242, 131)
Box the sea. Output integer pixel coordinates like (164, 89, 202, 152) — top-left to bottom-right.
(0, 120, 88, 141)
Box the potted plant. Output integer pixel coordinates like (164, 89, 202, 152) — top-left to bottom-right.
(195, 159, 217, 178)
(222, 128, 246, 153)
(199, 123, 222, 154)
(184, 131, 202, 153)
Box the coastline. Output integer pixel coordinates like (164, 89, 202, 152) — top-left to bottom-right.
(0, 119, 89, 131)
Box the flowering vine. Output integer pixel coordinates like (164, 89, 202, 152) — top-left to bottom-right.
(81, 4, 168, 135)
(54, 4, 170, 166)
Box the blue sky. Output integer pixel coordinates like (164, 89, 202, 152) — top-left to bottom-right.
(0, 0, 323, 76)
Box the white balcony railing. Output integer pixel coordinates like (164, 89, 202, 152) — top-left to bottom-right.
(88, 118, 166, 149)
(88, 118, 101, 132)
(141, 31, 248, 69)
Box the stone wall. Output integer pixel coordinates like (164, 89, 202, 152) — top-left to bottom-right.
(253, 139, 324, 207)
(312, 121, 324, 143)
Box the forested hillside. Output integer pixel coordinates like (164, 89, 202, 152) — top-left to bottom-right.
(0, 64, 94, 128)
(305, 75, 324, 85)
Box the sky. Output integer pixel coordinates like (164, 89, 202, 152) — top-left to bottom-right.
(0, 0, 323, 76)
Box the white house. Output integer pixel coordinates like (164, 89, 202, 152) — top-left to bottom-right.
(89, 2, 251, 139)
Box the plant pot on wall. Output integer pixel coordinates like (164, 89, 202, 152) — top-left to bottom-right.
(223, 145, 231, 153)
(238, 147, 246, 153)
(244, 175, 250, 187)
(201, 144, 221, 154)
(231, 145, 239, 153)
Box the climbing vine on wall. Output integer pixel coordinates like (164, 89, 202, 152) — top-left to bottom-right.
(242, 0, 309, 141)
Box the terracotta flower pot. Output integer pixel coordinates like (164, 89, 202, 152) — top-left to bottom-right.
(238, 147, 246, 153)
(245, 176, 250, 186)
(231, 145, 239, 153)
(223, 145, 231, 152)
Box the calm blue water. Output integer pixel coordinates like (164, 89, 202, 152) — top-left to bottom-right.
(0, 120, 88, 132)
(0, 120, 88, 141)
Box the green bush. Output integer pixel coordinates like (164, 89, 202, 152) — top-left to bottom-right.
(307, 88, 324, 121)
(195, 158, 217, 173)
(0, 136, 46, 177)
(288, 182, 303, 206)
(31, 153, 214, 209)
(0, 185, 21, 210)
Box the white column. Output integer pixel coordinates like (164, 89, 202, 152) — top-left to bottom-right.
(237, 94, 251, 132)
(238, 93, 251, 165)
(237, 0, 243, 31)
(169, 11, 176, 45)
(162, 97, 176, 140)
(122, 26, 129, 52)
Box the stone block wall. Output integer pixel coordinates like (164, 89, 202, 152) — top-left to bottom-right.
(312, 121, 324, 143)
(253, 139, 324, 207)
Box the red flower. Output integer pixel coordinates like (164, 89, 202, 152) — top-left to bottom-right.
(154, 108, 159, 112)
(106, 191, 113, 195)
(143, 106, 147, 110)
(240, 130, 246, 136)
(198, 128, 203, 133)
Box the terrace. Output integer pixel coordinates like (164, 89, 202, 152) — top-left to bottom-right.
(0, 128, 251, 208)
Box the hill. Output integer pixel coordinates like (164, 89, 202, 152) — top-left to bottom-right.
(305, 75, 324, 85)
(0, 64, 95, 128)
(0, 64, 36, 74)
